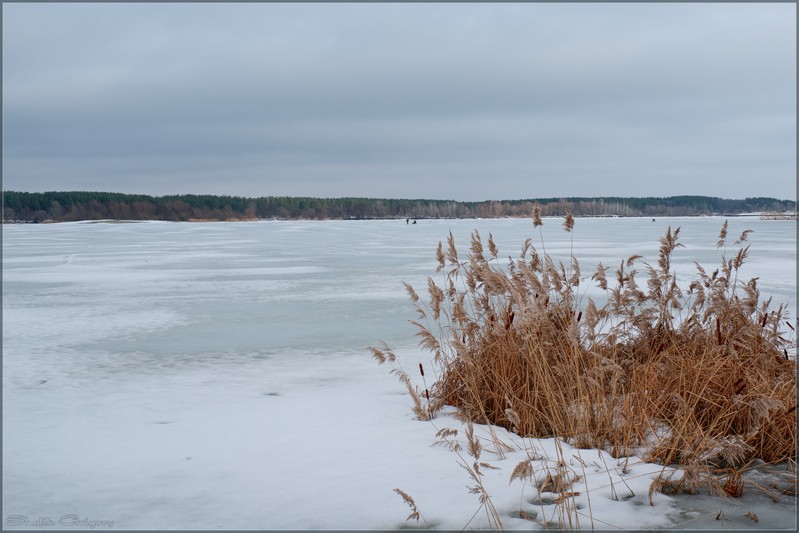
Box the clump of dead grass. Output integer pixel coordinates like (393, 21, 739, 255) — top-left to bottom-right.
(373, 213, 796, 485)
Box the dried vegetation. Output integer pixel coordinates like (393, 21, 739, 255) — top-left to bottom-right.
(372, 210, 796, 502)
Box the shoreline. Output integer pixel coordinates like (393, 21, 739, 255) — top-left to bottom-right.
(4, 212, 797, 225)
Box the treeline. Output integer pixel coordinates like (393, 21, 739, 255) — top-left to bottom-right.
(2, 191, 795, 223)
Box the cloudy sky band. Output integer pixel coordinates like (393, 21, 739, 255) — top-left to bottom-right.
(3, 3, 795, 200)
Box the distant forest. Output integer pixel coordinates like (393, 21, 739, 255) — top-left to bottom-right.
(2, 191, 795, 223)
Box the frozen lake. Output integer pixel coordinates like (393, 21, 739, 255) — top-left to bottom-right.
(3, 217, 796, 530)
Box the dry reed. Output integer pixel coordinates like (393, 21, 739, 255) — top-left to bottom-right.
(373, 212, 796, 492)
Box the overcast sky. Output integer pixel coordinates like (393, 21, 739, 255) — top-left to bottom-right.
(3, 3, 796, 201)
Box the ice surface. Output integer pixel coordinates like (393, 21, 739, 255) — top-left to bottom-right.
(3, 217, 796, 530)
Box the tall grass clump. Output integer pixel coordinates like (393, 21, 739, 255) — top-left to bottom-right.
(372, 212, 796, 479)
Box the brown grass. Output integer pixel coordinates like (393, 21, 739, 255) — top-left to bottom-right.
(373, 213, 796, 482)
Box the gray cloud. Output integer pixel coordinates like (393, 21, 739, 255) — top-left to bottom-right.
(3, 3, 795, 201)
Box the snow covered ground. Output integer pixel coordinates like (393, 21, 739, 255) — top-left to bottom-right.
(3, 217, 796, 530)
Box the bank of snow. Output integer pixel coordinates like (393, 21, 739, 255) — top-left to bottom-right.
(3, 218, 796, 530)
